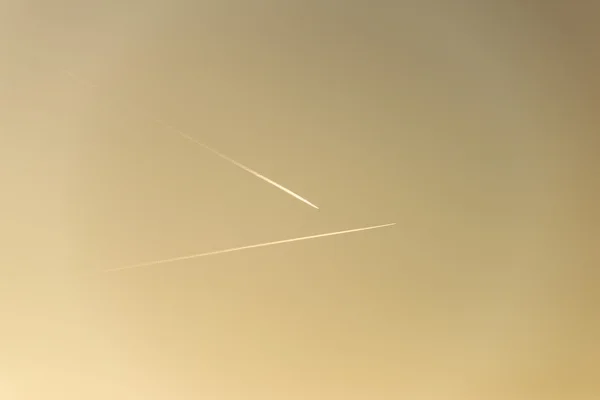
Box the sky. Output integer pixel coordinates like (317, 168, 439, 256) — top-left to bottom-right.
(1, 1, 599, 399)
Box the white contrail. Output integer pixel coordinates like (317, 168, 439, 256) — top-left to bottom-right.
(104, 222, 396, 272)
(60, 69, 319, 210)
(175, 131, 319, 210)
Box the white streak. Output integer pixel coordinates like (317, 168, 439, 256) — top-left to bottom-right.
(104, 222, 396, 272)
(176, 132, 319, 210)
(60, 69, 319, 210)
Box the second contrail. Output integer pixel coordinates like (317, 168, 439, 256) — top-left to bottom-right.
(175, 131, 320, 210)
(60, 68, 319, 210)
(104, 222, 396, 272)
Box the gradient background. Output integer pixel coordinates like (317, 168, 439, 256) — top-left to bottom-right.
(1, 1, 598, 399)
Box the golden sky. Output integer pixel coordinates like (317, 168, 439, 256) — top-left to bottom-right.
(1, 1, 598, 399)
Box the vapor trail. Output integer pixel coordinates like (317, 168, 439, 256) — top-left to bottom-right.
(60, 69, 319, 210)
(104, 222, 396, 272)
(174, 131, 320, 209)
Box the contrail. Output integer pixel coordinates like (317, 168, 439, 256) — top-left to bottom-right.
(104, 222, 396, 272)
(174, 131, 320, 209)
(60, 69, 319, 210)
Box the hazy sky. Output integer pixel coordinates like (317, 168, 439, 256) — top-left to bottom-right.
(1, 1, 598, 399)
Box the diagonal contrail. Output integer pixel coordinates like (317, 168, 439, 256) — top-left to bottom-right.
(104, 222, 396, 272)
(175, 131, 320, 209)
(60, 69, 319, 210)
